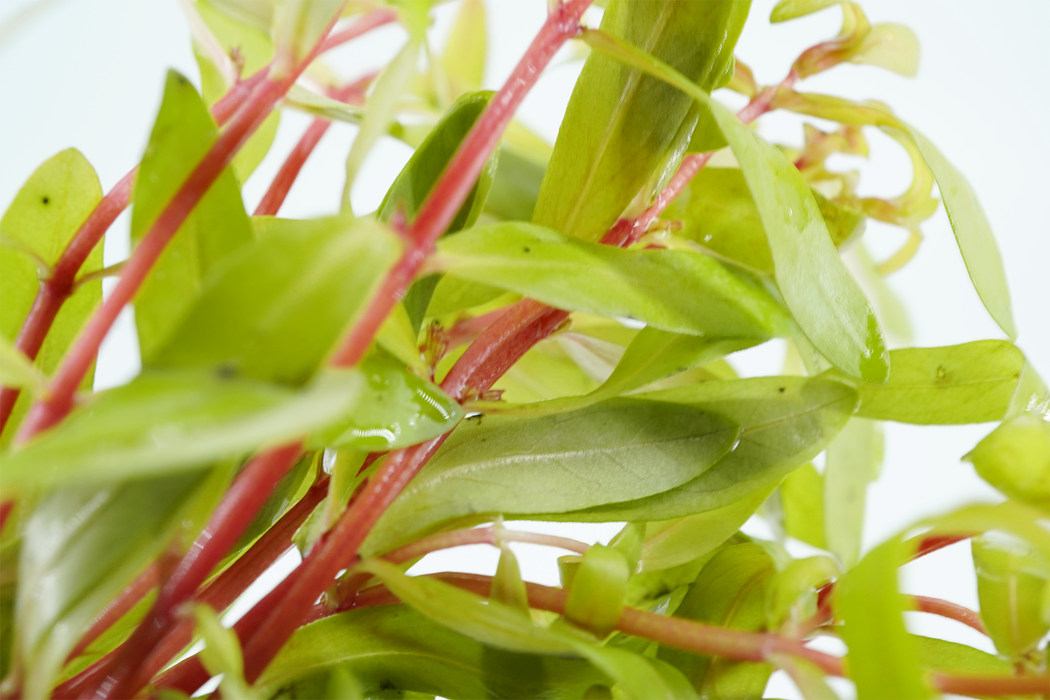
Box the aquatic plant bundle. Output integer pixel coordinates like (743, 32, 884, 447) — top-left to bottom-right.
(0, 0, 1047, 698)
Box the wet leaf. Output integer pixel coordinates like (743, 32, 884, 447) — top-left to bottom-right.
(534, 0, 750, 242)
(658, 544, 775, 696)
(309, 356, 461, 453)
(0, 149, 103, 442)
(436, 222, 792, 339)
(366, 399, 740, 553)
(905, 126, 1015, 338)
(826, 340, 1027, 424)
(972, 533, 1050, 659)
(131, 70, 253, 362)
(150, 216, 400, 385)
(965, 414, 1050, 513)
(835, 538, 932, 699)
(2, 369, 361, 490)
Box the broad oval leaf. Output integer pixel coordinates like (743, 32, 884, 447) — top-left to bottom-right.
(534, 0, 750, 242)
(965, 414, 1050, 513)
(254, 605, 607, 699)
(565, 376, 858, 522)
(308, 356, 462, 452)
(0, 148, 103, 443)
(906, 126, 1015, 338)
(131, 70, 253, 362)
(824, 340, 1027, 424)
(365, 399, 740, 554)
(972, 533, 1050, 660)
(657, 544, 776, 697)
(150, 216, 401, 385)
(1, 368, 362, 490)
(435, 222, 792, 339)
(15, 468, 231, 699)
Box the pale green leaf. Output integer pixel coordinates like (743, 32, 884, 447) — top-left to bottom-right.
(905, 126, 1016, 338)
(770, 0, 841, 23)
(151, 216, 401, 385)
(131, 70, 253, 362)
(366, 399, 740, 553)
(766, 556, 840, 632)
(440, 0, 486, 96)
(0, 338, 47, 396)
(781, 463, 827, 549)
(534, 0, 749, 242)
(851, 24, 919, 77)
(193, 604, 255, 700)
(564, 545, 629, 638)
(965, 414, 1050, 513)
(283, 85, 364, 125)
(912, 635, 1012, 675)
(1, 369, 362, 490)
(435, 222, 792, 339)
(769, 653, 839, 700)
(375, 302, 427, 375)
(271, 0, 342, 73)
(824, 418, 882, 568)
(972, 533, 1050, 659)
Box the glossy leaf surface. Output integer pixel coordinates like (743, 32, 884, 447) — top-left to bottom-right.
(827, 340, 1026, 424)
(131, 71, 253, 361)
(0, 149, 103, 441)
(366, 399, 739, 553)
(436, 222, 792, 339)
(151, 216, 400, 385)
(534, 0, 750, 242)
(836, 538, 931, 699)
(568, 377, 857, 522)
(906, 126, 1015, 338)
(658, 544, 775, 696)
(2, 369, 361, 490)
(308, 356, 462, 452)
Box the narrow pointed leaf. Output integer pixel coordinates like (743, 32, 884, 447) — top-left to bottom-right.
(436, 222, 792, 339)
(770, 0, 841, 23)
(440, 0, 486, 96)
(131, 70, 253, 362)
(824, 417, 882, 568)
(0, 339, 47, 396)
(534, 0, 750, 242)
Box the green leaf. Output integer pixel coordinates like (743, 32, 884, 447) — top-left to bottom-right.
(435, 222, 792, 339)
(584, 28, 888, 383)
(835, 538, 932, 700)
(824, 418, 882, 569)
(283, 85, 365, 125)
(309, 356, 462, 452)
(658, 544, 776, 696)
(0, 338, 47, 396)
(366, 398, 740, 553)
(851, 24, 920, 77)
(490, 542, 530, 614)
(1, 368, 362, 490)
(150, 216, 401, 385)
(593, 328, 759, 403)
(440, 0, 486, 97)
(15, 467, 232, 699)
(131, 71, 253, 361)
(0, 148, 103, 442)
(780, 463, 827, 549)
(486, 143, 547, 222)
(640, 487, 772, 573)
(254, 605, 608, 699)
(534, 0, 750, 242)
(766, 556, 840, 632)
(905, 126, 1015, 338)
(911, 635, 1012, 675)
(768, 653, 839, 700)
(965, 414, 1050, 513)
(564, 545, 629, 638)
(193, 604, 255, 700)
(566, 376, 858, 522)
(378, 91, 498, 332)
(663, 168, 865, 276)
(271, 0, 342, 72)
(825, 340, 1027, 424)
(972, 533, 1050, 659)
(375, 302, 427, 375)
(770, 0, 841, 23)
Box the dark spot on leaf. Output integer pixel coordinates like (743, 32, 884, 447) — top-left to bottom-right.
(216, 364, 237, 380)
(176, 74, 189, 86)
(778, 386, 785, 393)
(379, 680, 396, 691)
(523, 246, 531, 253)
(41, 196, 50, 205)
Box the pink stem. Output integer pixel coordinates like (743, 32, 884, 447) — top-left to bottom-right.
(912, 595, 986, 635)
(381, 524, 590, 565)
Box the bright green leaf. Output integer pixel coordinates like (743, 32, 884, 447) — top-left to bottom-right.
(658, 544, 776, 696)
(271, 0, 342, 74)
(308, 356, 461, 452)
(770, 0, 841, 23)
(781, 463, 827, 549)
(131, 70, 253, 362)
(150, 216, 401, 385)
(905, 126, 1016, 338)
(534, 0, 750, 242)
(564, 545, 629, 638)
(375, 302, 427, 375)
(0, 148, 103, 443)
(766, 556, 840, 632)
(1, 368, 361, 490)
(972, 533, 1050, 659)
(0, 339, 47, 396)
(824, 418, 882, 568)
(366, 399, 740, 553)
(193, 603, 255, 700)
(835, 538, 932, 699)
(965, 414, 1050, 513)
(435, 222, 792, 339)
(283, 85, 365, 125)
(912, 635, 1012, 675)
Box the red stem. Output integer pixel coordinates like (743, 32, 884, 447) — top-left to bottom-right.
(931, 673, 1050, 698)
(912, 595, 986, 635)
(908, 534, 970, 562)
(253, 77, 374, 217)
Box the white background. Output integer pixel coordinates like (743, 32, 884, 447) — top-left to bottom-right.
(1, 1, 1047, 697)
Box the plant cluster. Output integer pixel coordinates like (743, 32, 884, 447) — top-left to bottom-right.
(0, 0, 1047, 698)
